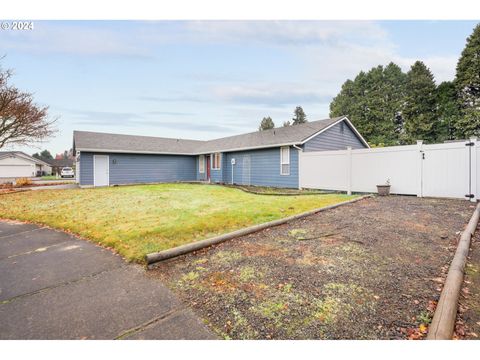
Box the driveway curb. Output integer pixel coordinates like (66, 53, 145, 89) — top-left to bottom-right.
(427, 201, 480, 340)
(146, 194, 372, 267)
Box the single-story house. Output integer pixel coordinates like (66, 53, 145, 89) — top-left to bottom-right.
(0, 151, 52, 180)
(48, 158, 75, 176)
(73, 116, 369, 188)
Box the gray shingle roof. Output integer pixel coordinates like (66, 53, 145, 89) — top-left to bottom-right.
(73, 116, 347, 155)
(73, 132, 205, 155)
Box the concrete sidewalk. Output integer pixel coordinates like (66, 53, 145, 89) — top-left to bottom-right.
(0, 221, 216, 340)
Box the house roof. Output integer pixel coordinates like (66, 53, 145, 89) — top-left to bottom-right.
(48, 158, 75, 167)
(0, 151, 51, 166)
(73, 131, 206, 155)
(73, 116, 366, 155)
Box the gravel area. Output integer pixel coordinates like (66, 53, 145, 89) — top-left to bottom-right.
(151, 196, 473, 339)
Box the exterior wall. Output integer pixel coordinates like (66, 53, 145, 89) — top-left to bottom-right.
(108, 153, 196, 185)
(210, 153, 226, 183)
(79, 152, 94, 185)
(223, 147, 299, 188)
(79, 152, 197, 186)
(0, 156, 36, 178)
(303, 120, 366, 152)
(196, 155, 207, 181)
(36, 164, 52, 175)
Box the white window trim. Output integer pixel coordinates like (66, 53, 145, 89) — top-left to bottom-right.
(280, 146, 290, 175)
(199, 155, 205, 174)
(212, 153, 221, 170)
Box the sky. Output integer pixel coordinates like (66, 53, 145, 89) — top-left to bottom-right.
(0, 20, 478, 155)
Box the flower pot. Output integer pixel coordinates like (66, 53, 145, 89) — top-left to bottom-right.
(376, 185, 391, 196)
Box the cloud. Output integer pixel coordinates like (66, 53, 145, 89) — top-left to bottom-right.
(182, 21, 389, 46)
(211, 83, 333, 106)
(302, 34, 457, 86)
(2, 20, 457, 83)
(64, 108, 235, 133)
(146, 111, 195, 116)
(67, 109, 144, 125)
(138, 95, 208, 103)
(1, 21, 150, 57)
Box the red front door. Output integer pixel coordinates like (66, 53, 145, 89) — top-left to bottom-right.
(206, 156, 211, 181)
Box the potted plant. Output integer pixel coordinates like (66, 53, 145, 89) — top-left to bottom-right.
(377, 179, 391, 196)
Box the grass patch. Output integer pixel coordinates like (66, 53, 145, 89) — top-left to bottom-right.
(41, 175, 60, 180)
(0, 183, 356, 262)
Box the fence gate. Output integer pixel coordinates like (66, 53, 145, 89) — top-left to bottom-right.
(421, 141, 475, 200)
(299, 139, 479, 201)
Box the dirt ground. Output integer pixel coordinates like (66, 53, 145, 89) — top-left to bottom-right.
(151, 196, 473, 339)
(460, 223, 480, 339)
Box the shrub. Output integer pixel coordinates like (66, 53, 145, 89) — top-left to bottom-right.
(15, 177, 32, 187)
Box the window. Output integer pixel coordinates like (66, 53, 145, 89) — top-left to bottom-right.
(199, 155, 205, 173)
(280, 146, 290, 175)
(212, 153, 221, 170)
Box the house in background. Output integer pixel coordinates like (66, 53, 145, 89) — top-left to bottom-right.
(0, 151, 52, 180)
(48, 158, 75, 176)
(73, 116, 369, 188)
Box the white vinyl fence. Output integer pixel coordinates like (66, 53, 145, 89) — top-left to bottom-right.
(299, 139, 478, 201)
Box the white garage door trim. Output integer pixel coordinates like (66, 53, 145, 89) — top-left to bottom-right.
(93, 155, 110, 187)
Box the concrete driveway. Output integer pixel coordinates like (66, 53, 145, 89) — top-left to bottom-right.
(0, 220, 216, 340)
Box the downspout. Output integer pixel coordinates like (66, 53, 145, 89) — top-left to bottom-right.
(293, 144, 302, 190)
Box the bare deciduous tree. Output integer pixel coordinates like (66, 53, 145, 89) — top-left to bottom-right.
(0, 66, 57, 149)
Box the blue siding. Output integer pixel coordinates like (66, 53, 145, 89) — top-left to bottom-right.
(109, 153, 196, 185)
(196, 155, 207, 181)
(303, 120, 367, 152)
(223, 147, 299, 188)
(210, 153, 225, 183)
(79, 152, 94, 186)
(79, 152, 196, 186)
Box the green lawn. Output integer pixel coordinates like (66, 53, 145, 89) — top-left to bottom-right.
(0, 183, 356, 262)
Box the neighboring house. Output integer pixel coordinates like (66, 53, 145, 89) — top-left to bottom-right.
(48, 158, 75, 175)
(0, 151, 52, 179)
(73, 116, 369, 188)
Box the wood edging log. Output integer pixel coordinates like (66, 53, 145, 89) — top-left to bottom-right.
(427, 201, 480, 340)
(145, 194, 372, 267)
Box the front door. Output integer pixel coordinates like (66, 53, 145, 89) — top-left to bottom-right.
(206, 156, 211, 181)
(94, 155, 109, 187)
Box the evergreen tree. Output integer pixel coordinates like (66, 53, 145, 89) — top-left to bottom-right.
(454, 23, 480, 138)
(258, 116, 275, 131)
(403, 61, 438, 143)
(41, 149, 53, 160)
(330, 63, 406, 146)
(292, 106, 307, 125)
(383, 62, 407, 142)
(283, 121, 291, 127)
(32, 149, 53, 161)
(436, 81, 460, 141)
